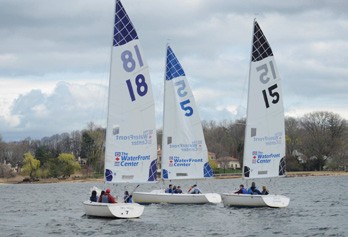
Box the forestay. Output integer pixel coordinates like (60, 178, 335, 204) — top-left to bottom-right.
(161, 45, 213, 180)
(243, 21, 286, 179)
(104, 0, 157, 183)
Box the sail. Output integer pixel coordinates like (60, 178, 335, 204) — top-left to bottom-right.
(104, 0, 157, 183)
(161, 45, 212, 180)
(243, 20, 286, 179)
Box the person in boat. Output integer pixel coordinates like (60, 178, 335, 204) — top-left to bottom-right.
(172, 185, 177, 193)
(234, 184, 248, 194)
(90, 190, 98, 202)
(98, 188, 116, 203)
(188, 184, 202, 194)
(165, 184, 173, 193)
(174, 186, 183, 194)
(247, 182, 261, 195)
(124, 191, 133, 203)
(261, 186, 269, 195)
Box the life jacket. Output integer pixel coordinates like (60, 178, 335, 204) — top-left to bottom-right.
(102, 194, 109, 203)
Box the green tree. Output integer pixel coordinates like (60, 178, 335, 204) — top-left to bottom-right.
(208, 156, 218, 170)
(22, 152, 40, 178)
(80, 123, 105, 173)
(57, 153, 81, 177)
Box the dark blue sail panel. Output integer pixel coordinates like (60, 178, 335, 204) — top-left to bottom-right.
(166, 46, 186, 81)
(251, 21, 273, 62)
(203, 162, 213, 178)
(162, 169, 169, 179)
(113, 0, 139, 46)
(105, 169, 113, 182)
(147, 159, 157, 181)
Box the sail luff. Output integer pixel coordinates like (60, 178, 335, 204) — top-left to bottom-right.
(242, 19, 258, 179)
(160, 43, 171, 181)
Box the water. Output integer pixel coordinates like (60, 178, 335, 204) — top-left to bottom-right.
(0, 176, 347, 236)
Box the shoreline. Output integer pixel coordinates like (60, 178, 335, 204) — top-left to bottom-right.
(0, 171, 347, 185)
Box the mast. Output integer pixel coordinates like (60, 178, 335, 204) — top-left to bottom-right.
(242, 19, 256, 179)
(161, 41, 170, 181)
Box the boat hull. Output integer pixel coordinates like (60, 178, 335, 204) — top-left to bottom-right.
(221, 193, 290, 208)
(83, 201, 144, 218)
(133, 190, 221, 204)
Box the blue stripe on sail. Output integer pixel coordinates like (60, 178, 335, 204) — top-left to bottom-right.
(162, 169, 169, 179)
(203, 162, 213, 178)
(113, 0, 138, 46)
(147, 159, 157, 182)
(166, 46, 185, 80)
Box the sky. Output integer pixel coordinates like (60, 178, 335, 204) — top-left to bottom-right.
(0, 0, 347, 142)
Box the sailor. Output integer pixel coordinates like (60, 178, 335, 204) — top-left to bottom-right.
(234, 184, 248, 194)
(90, 190, 98, 202)
(174, 186, 183, 194)
(188, 184, 202, 194)
(261, 186, 269, 195)
(124, 191, 133, 203)
(99, 188, 116, 203)
(247, 182, 261, 195)
(165, 184, 173, 193)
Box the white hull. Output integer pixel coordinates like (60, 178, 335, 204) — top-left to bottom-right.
(133, 190, 221, 204)
(83, 201, 144, 218)
(221, 193, 289, 208)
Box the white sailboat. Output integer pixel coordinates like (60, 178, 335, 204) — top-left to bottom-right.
(221, 20, 290, 208)
(133, 45, 221, 204)
(83, 0, 158, 218)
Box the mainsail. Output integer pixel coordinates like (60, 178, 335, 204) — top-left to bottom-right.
(161, 45, 213, 180)
(243, 20, 286, 179)
(104, 0, 157, 183)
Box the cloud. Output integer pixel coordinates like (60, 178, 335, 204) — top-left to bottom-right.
(0, 81, 107, 140)
(0, 0, 347, 141)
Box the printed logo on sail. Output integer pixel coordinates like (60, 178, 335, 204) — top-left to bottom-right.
(169, 140, 203, 152)
(114, 151, 151, 167)
(168, 156, 203, 167)
(169, 156, 174, 167)
(253, 132, 282, 146)
(114, 152, 121, 166)
(251, 151, 281, 164)
(115, 129, 154, 146)
(252, 151, 257, 164)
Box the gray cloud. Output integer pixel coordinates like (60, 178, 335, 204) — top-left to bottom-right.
(0, 0, 347, 141)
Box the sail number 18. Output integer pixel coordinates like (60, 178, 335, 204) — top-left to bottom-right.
(121, 45, 148, 102)
(256, 61, 280, 108)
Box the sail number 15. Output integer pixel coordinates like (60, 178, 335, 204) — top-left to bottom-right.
(121, 45, 148, 102)
(256, 61, 280, 108)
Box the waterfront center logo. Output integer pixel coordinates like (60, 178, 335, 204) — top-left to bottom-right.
(169, 156, 174, 167)
(114, 152, 121, 166)
(252, 151, 257, 163)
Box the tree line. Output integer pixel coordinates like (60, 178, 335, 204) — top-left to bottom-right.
(0, 111, 347, 179)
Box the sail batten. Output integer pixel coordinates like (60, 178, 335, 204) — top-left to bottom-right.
(104, 0, 157, 183)
(161, 46, 212, 180)
(243, 20, 286, 179)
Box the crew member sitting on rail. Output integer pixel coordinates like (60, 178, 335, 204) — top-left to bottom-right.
(165, 184, 173, 193)
(234, 184, 248, 194)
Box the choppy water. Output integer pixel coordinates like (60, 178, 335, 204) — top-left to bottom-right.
(0, 176, 347, 237)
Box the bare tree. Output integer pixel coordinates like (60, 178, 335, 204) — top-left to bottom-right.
(300, 111, 346, 171)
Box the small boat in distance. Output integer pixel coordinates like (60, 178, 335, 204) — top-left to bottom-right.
(221, 20, 290, 208)
(133, 45, 221, 204)
(83, 0, 158, 218)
